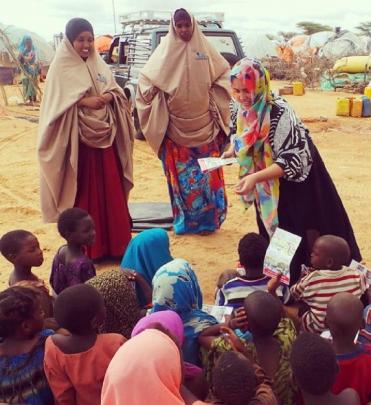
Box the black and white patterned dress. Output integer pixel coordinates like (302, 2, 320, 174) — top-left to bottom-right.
(255, 97, 361, 284)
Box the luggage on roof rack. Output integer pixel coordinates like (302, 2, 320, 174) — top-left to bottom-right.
(119, 10, 224, 29)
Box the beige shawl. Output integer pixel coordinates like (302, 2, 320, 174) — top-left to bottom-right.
(136, 12, 231, 155)
(38, 39, 134, 222)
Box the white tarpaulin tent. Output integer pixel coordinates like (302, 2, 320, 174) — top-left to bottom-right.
(319, 31, 366, 59)
(242, 33, 277, 59)
(0, 22, 54, 65)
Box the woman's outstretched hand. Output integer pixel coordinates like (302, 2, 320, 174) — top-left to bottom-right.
(235, 174, 257, 195)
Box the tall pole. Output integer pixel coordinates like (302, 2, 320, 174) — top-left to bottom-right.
(112, 0, 117, 33)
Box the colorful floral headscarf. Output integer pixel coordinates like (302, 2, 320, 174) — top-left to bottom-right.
(231, 58, 279, 236)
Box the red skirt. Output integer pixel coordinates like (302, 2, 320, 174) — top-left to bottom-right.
(74, 142, 132, 260)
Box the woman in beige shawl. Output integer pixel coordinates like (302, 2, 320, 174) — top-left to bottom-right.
(38, 18, 134, 260)
(136, 9, 230, 235)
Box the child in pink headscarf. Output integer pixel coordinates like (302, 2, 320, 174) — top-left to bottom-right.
(131, 310, 207, 399)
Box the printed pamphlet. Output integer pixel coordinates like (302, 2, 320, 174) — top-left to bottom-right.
(202, 304, 233, 323)
(263, 228, 302, 285)
(198, 157, 238, 173)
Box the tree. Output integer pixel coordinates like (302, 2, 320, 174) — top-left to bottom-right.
(296, 21, 332, 35)
(278, 31, 298, 41)
(355, 21, 371, 36)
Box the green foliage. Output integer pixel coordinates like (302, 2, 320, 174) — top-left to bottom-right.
(296, 21, 333, 35)
(355, 21, 371, 36)
(278, 31, 298, 41)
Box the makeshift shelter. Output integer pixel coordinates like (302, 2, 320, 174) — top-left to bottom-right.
(0, 22, 54, 66)
(242, 33, 277, 59)
(319, 31, 366, 59)
(287, 35, 310, 55)
(95, 35, 113, 53)
(307, 31, 334, 50)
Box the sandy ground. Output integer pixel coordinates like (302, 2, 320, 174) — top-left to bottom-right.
(0, 82, 370, 302)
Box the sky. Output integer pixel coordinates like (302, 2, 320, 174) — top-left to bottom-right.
(2, 0, 371, 42)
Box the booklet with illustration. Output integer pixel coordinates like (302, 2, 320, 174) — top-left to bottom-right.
(349, 260, 371, 285)
(263, 228, 302, 285)
(202, 304, 233, 323)
(198, 157, 238, 173)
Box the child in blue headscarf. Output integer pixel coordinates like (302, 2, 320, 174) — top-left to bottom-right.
(121, 229, 173, 308)
(18, 35, 39, 104)
(151, 258, 218, 366)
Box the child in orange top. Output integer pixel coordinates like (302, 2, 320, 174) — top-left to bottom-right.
(44, 284, 126, 405)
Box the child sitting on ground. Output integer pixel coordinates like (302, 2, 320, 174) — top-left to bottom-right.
(44, 284, 126, 405)
(50, 208, 96, 295)
(0, 229, 44, 286)
(200, 291, 297, 405)
(0, 286, 54, 404)
(358, 304, 371, 344)
(212, 351, 277, 404)
(290, 332, 361, 405)
(290, 235, 368, 333)
(326, 292, 371, 405)
(0, 229, 54, 318)
(215, 233, 289, 309)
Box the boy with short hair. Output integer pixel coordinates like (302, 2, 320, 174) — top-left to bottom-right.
(290, 332, 360, 405)
(0, 229, 44, 285)
(326, 293, 371, 405)
(290, 235, 368, 333)
(215, 233, 288, 309)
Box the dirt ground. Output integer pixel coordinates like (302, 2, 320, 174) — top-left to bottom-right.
(0, 82, 370, 302)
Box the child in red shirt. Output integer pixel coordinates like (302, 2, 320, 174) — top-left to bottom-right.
(326, 292, 371, 405)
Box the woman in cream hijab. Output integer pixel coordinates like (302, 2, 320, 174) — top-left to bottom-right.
(136, 9, 231, 235)
(38, 18, 134, 260)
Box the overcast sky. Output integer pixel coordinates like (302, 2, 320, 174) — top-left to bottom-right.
(3, 0, 371, 41)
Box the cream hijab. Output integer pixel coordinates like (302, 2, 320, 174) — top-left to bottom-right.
(136, 10, 231, 155)
(38, 37, 134, 222)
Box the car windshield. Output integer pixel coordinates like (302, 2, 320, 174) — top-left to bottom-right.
(158, 32, 238, 56)
(206, 35, 237, 54)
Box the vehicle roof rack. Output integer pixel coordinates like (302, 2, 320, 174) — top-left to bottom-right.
(119, 10, 224, 29)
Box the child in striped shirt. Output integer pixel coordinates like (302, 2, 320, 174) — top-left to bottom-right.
(215, 233, 289, 309)
(290, 235, 368, 333)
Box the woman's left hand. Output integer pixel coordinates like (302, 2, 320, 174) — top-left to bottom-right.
(235, 174, 257, 195)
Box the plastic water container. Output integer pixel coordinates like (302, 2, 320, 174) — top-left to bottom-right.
(364, 86, 371, 98)
(350, 98, 363, 118)
(336, 98, 350, 116)
(293, 81, 304, 96)
(362, 96, 371, 117)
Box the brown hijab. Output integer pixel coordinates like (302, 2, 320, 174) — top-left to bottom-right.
(38, 20, 134, 222)
(136, 10, 231, 155)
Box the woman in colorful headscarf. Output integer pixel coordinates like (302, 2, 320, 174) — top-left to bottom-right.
(102, 329, 207, 405)
(136, 9, 231, 235)
(38, 18, 134, 261)
(226, 57, 361, 283)
(121, 228, 173, 307)
(18, 35, 39, 104)
(151, 258, 218, 365)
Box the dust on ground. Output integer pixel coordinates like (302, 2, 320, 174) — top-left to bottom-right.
(0, 82, 370, 302)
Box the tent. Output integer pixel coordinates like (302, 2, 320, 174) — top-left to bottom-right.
(0, 22, 54, 66)
(242, 33, 277, 59)
(95, 35, 113, 53)
(287, 35, 310, 55)
(307, 31, 334, 49)
(319, 31, 366, 59)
